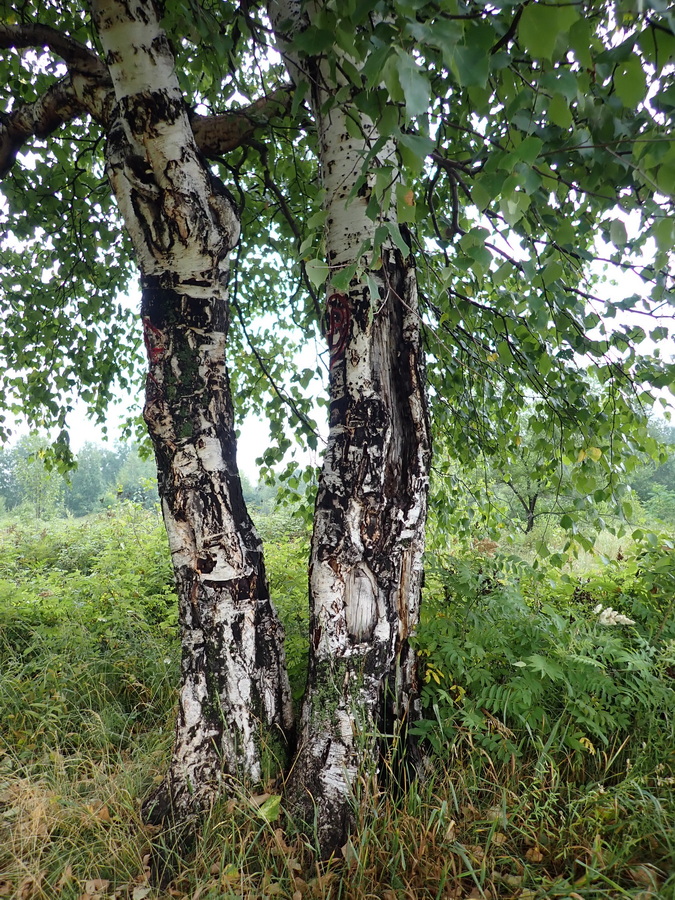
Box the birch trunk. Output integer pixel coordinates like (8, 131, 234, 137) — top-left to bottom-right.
(270, 2, 431, 857)
(92, 0, 293, 824)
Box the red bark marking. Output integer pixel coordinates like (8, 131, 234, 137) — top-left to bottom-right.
(142, 316, 166, 364)
(327, 292, 350, 368)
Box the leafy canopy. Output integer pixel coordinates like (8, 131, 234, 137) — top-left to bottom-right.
(0, 0, 673, 498)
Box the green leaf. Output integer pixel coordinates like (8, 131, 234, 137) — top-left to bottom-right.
(516, 136, 543, 165)
(471, 181, 492, 212)
(256, 794, 282, 822)
(396, 183, 417, 224)
(305, 258, 330, 289)
(331, 263, 357, 292)
(497, 341, 512, 364)
(609, 219, 628, 247)
(451, 44, 489, 88)
(386, 222, 410, 256)
(548, 94, 573, 130)
(526, 654, 564, 681)
(653, 217, 674, 252)
(614, 55, 647, 108)
(518, 5, 561, 60)
(569, 19, 593, 68)
(393, 49, 431, 120)
(397, 132, 435, 160)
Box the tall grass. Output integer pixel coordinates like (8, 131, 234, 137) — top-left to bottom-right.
(0, 506, 673, 899)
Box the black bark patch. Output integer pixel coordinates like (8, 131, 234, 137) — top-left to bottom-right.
(141, 284, 181, 327)
(197, 555, 215, 574)
(121, 91, 185, 136)
(231, 615, 242, 645)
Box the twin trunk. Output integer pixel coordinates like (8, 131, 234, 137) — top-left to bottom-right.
(287, 251, 431, 855)
(95, 0, 431, 855)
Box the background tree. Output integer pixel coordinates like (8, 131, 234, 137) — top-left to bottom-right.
(64, 441, 107, 516)
(14, 433, 64, 520)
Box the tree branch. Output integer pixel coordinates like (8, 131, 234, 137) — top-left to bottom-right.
(0, 22, 107, 78)
(0, 76, 87, 177)
(191, 86, 294, 158)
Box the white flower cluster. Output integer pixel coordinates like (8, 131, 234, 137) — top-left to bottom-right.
(593, 604, 635, 626)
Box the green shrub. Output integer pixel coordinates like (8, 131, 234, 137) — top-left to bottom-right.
(415, 547, 675, 771)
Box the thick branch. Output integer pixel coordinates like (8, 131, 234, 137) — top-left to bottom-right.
(0, 24, 293, 180)
(0, 76, 85, 177)
(0, 22, 107, 78)
(191, 86, 294, 158)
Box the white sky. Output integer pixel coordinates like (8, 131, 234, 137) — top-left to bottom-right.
(63, 401, 293, 484)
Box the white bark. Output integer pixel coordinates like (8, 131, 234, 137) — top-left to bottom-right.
(92, 0, 293, 824)
(270, 0, 431, 857)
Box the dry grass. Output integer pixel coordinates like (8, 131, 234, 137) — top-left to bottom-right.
(1, 740, 672, 900)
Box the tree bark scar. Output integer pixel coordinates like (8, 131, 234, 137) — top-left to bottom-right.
(327, 291, 350, 369)
(142, 315, 166, 364)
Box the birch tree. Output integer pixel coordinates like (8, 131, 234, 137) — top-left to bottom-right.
(1, 0, 674, 859)
(1, 0, 294, 826)
(268, 0, 431, 853)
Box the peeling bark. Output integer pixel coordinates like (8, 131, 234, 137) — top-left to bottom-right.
(270, 0, 431, 857)
(290, 252, 430, 856)
(91, 0, 293, 823)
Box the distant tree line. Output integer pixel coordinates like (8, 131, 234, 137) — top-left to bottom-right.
(0, 436, 158, 519)
(0, 434, 279, 521)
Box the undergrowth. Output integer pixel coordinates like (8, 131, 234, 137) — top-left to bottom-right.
(0, 506, 673, 899)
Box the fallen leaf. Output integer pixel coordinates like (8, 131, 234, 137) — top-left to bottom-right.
(0, 881, 12, 897)
(192, 883, 215, 900)
(132, 888, 151, 900)
(307, 872, 336, 893)
(56, 865, 73, 891)
(629, 865, 661, 888)
(525, 846, 544, 862)
(445, 819, 457, 841)
(273, 827, 293, 854)
(257, 794, 282, 822)
(220, 864, 239, 884)
(292, 893, 302, 900)
(492, 832, 507, 845)
(341, 839, 358, 868)
(20, 875, 44, 900)
(209, 863, 220, 875)
(85, 880, 110, 895)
